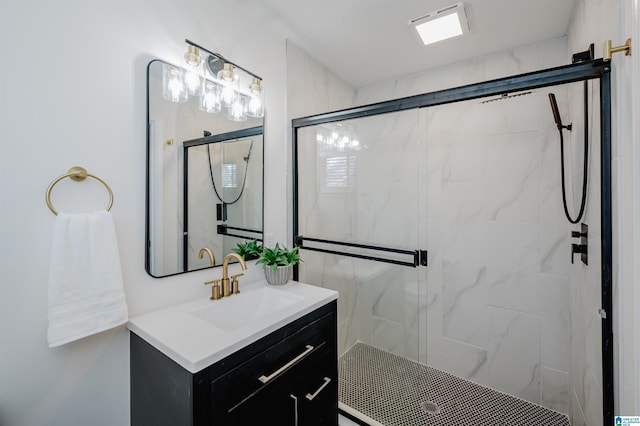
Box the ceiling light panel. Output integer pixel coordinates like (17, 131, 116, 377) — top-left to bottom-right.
(410, 2, 469, 46)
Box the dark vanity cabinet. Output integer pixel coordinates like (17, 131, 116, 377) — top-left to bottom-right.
(130, 301, 338, 426)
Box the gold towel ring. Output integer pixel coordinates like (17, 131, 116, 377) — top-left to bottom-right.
(46, 166, 114, 215)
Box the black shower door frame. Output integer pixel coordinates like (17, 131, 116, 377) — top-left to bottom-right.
(291, 59, 613, 423)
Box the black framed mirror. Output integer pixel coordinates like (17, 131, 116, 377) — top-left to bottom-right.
(146, 58, 264, 277)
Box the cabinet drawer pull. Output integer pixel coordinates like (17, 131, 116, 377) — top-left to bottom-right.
(258, 345, 314, 384)
(305, 377, 331, 401)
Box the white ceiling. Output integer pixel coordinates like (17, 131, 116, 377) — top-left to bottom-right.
(242, 0, 577, 88)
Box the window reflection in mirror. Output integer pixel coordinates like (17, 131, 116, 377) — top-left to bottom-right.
(146, 59, 264, 277)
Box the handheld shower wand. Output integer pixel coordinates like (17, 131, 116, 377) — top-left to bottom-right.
(548, 93, 572, 131)
(548, 88, 588, 224)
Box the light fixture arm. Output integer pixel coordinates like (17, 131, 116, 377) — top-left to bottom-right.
(185, 39, 262, 80)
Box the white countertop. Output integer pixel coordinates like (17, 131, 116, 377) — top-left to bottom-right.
(127, 280, 338, 373)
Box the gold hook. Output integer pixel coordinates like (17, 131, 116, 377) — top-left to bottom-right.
(603, 38, 631, 61)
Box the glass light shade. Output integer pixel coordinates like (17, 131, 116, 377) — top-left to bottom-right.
(246, 77, 265, 118)
(246, 93, 264, 117)
(217, 63, 239, 108)
(199, 81, 221, 113)
(185, 62, 204, 96)
(217, 63, 235, 82)
(228, 95, 247, 122)
(184, 45, 204, 95)
(220, 79, 239, 108)
(162, 64, 188, 103)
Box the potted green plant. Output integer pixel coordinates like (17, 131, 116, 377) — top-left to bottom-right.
(256, 242, 301, 285)
(232, 239, 263, 261)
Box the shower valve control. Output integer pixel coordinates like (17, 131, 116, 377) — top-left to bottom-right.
(570, 223, 588, 266)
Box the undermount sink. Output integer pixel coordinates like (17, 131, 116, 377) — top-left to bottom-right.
(190, 286, 304, 331)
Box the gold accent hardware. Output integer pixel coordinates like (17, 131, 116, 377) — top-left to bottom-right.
(204, 279, 221, 300)
(184, 45, 201, 66)
(198, 247, 216, 266)
(231, 273, 244, 294)
(305, 377, 331, 401)
(603, 38, 631, 61)
(222, 277, 231, 297)
(46, 166, 114, 215)
(166, 138, 174, 145)
(258, 345, 314, 384)
(219, 63, 235, 82)
(221, 253, 247, 297)
(249, 77, 262, 94)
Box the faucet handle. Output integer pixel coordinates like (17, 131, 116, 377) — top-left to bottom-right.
(204, 279, 222, 300)
(231, 273, 244, 294)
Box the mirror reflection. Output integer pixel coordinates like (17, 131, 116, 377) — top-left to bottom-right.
(146, 56, 264, 277)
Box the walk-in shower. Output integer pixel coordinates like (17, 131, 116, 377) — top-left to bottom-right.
(292, 59, 613, 425)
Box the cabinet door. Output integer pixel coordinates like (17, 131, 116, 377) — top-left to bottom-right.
(296, 376, 337, 425)
(292, 355, 338, 425)
(225, 379, 297, 425)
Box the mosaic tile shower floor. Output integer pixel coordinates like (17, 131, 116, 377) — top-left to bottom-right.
(338, 343, 570, 426)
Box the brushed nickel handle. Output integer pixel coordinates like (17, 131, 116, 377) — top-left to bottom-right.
(305, 377, 331, 401)
(290, 394, 299, 426)
(258, 345, 314, 384)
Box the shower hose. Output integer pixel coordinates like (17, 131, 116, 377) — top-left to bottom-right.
(558, 81, 589, 224)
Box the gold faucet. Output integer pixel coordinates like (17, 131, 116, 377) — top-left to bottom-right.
(199, 247, 221, 300)
(222, 253, 247, 296)
(198, 247, 216, 266)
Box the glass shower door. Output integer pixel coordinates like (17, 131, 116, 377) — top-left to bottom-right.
(422, 82, 599, 424)
(295, 109, 426, 422)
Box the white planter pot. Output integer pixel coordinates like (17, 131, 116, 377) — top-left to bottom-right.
(263, 265, 292, 286)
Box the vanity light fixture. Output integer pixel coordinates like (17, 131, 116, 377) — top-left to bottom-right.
(217, 63, 239, 108)
(184, 45, 204, 96)
(199, 80, 222, 113)
(247, 77, 265, 118)
(409, 2, 469, 46)
(162, 39, 264, 122)
(316, 124, 362, 152)
(228, 94, 247, 122)
(162, 64, 188, 102)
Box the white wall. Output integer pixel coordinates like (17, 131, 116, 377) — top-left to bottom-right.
(613, 0, 640, 416)
(0, 1, 287, 425)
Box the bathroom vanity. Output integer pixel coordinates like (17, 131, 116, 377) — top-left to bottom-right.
(128, 281, 338, 425)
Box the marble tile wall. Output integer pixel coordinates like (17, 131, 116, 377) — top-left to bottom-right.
(566, 76, 604, 426)
(418, 86, 572, 413)
(186, 140, 263, 270)
(565, 3, 608, 422)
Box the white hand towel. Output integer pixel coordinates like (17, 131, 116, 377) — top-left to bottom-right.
(47, 210, 128, 347)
